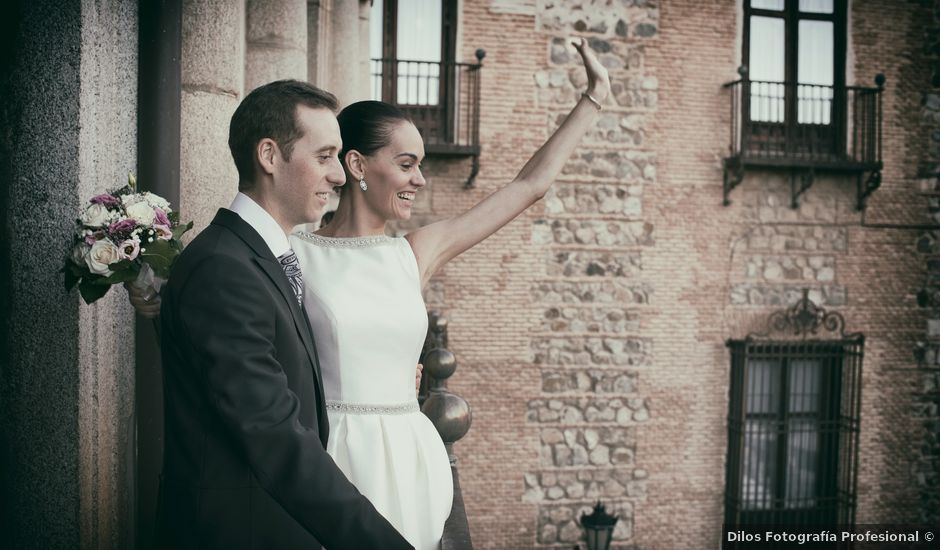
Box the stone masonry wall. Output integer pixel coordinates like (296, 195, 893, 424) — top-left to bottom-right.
(913, 0, 940, 525)
(394, 0, 933, 548)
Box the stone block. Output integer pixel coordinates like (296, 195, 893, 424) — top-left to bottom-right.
(540, 369, 639, 394)
(528, 396, 649, 424)
(531, 280, 652, 304)
(536, 219, 654, 247)
(246, 0, 306, 49)
(182, 0, 245, 93)
(180, 91, 240, 233)
(540, 427, 635, 467)
(532, 337, 652, 367)
(245, 47, 307, 93)
(729, 284, 847, 307)
(548, 250, 643, 277)
(539, 305, 642, 333)
(536, 0, 658, 37)
(535, 501, 634, 543)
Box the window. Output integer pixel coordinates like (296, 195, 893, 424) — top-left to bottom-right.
(370, 0, 460, 144)
(370, 0, 454, 106)
(724, 294, 863, 529)
(723, 0, 884, 209)
(370, 0, 483, 171)
(742, 0, 846, 156)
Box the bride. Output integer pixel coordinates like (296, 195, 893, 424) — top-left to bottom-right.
(130, 38, 609, 549)
(291, 38, 608, 549)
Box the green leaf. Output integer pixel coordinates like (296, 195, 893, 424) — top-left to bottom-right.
(172, 221, 193, 241)
(101, 266, 139, 285)
(64, 266, 80, 291)
(140, 239, 178, 279)
(62, 260, 86, 291)
(78, 278, 112, 304)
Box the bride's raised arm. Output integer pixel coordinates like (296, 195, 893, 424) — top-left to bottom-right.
(407, 38, 612, 286)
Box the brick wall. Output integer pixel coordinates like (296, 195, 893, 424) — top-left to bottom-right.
(393, 0, 934, 547)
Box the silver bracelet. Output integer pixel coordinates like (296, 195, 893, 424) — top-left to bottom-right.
(581, 91, 603, 111)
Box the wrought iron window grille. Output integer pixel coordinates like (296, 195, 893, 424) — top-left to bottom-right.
(724, 290, 864, 533)
(722, 67, 885, 210)
(371, 49, 485, 188)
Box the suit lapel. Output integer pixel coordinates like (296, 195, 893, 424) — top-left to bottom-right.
(212, 209, 328, 425)
(254, 257, 323, 382)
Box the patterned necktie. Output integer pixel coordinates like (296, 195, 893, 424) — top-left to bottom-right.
(277, 249, 304, 306)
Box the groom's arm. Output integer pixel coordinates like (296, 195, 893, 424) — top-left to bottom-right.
(176, 254, 412, 550)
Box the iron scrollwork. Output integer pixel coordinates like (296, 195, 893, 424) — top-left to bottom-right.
(749, 288, 862, 341)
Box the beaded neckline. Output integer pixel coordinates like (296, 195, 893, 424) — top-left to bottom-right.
(293, 231, 395, 248)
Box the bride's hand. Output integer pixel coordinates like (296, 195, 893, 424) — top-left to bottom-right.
(572, 37, 611, 103)
(415, 363, 424, 397)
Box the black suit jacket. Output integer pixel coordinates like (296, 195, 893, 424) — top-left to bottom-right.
(156, 208, 411, 549)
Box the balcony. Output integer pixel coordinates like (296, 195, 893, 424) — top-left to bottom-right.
(371, 51, 485, 187)
(722, 71, 885, 209)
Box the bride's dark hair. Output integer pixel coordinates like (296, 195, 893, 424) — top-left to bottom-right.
(336, 100, 413, 175)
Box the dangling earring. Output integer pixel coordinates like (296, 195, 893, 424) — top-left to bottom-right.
(359, 177, 368, 191)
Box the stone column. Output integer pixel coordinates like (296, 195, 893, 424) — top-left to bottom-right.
(1, 0, 138, 548)
(307, 0, 332, 87)
(358, 0, 371, 100)
(326, 0, 370, 106)
(245, 0, 307, 93)
(180, 0, 245, 234)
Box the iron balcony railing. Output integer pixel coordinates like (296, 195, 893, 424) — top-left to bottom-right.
(723, 76, 885, 169)
(721, 73, 886, 208)
(371, 51, 484, 157)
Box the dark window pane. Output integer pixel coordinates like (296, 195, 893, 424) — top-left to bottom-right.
(746, 359, 781, 414)
(743, 419, 778, 509)
(785, 419, 819, 508)
(788, 359, 821, 413)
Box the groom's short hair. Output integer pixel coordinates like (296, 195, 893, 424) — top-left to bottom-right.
(229, 80, 338, 190)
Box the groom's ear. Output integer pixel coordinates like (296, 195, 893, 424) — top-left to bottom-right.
(256, 138, 277, 176)
(345, 150, 365, 180)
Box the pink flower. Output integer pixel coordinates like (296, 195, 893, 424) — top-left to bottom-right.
(154, 208, 170, 226)
(90, 194, 120, 206)
(119, 238, 140, 261)
(108, 218, 138, 234)
(153, 224, 173, 241)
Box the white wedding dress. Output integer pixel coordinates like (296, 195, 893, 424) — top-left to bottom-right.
(289, 231, 453, 550)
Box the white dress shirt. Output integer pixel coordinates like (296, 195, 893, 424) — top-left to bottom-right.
(228, 192, 291, 258)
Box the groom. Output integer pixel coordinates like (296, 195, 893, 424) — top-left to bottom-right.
(155, 81, 412, 549)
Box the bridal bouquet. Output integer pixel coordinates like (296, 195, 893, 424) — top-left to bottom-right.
(63, 174, 193, 304)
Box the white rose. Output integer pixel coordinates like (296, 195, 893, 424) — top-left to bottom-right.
(85, 239, 122, 276)
(81, 203, 112, 228)
(121, 193, 142, 206)
(126, 201, 156, 225)
(142, 192, 171, 211)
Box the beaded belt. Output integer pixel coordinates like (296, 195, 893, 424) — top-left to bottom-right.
(325, 400, 420, 415)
